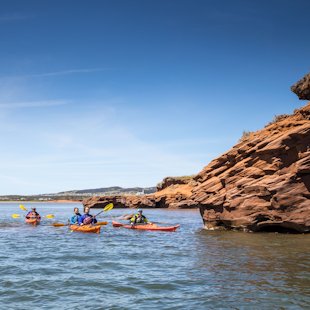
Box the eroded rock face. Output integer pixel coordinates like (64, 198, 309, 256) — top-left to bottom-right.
(83, 182, 196, 210)
(195, 103, 310, 233)
(291, 72, 310, 100)
(156, 176, 193, 191)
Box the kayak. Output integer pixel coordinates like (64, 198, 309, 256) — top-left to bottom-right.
(112, 221, 180, 232)
(69, 224, 101, 234)
(25, 217, 41, 226)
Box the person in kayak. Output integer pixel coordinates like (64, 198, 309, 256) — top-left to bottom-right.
(130, 209, 150, 225)
(69, 207, 82, 225)
(78, 207, 97, 225)
(26, 207, 41, 219)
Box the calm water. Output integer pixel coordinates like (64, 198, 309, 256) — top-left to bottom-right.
(0, 203, 309, 309)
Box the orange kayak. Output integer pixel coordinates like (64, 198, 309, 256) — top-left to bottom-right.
(69, 224, 101, 234)
(25, 217, 41, 226)
(112, 221, 180, 232)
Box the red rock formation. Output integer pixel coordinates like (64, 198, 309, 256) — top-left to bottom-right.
(84, 76, 310, 233)
(83, 182, 196, 210)
(156, 176, 194, 191)
(194, 103, 310, 233)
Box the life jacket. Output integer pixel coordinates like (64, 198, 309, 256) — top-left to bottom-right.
(132, 214, 147, 224)
(71, 213, 81, 224)
(26, 211, 41, 219)
(83, 214, 94, 225)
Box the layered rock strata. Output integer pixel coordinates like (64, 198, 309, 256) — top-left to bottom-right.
(195, 103, 310, 232)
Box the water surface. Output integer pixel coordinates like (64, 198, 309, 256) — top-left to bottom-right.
(0, 203, 309, 309)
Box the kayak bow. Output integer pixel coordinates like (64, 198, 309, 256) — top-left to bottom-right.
(25, 217, 41, 226)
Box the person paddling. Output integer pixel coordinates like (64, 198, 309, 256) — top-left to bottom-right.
(130, 209, 149, 225)
(78, 207, 97, 225)
(69, 207, 82, 225)
(26, 207, 41, 220)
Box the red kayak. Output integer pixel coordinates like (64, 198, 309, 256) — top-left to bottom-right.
(112, 221, 180, 232)
(25, 217, 41, 226)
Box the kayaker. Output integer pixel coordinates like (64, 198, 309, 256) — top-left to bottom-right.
(26, 207, 41, 219)
(130, 209, 149, 225)
(69, 207, 82, 225)
(79, 207, 97, 225)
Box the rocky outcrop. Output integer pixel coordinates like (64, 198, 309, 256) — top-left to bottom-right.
(291, 72, 310, 100)
(195, 103, 310, 233)
(156, 176, 194, 191)
(83, 181, 196, 210)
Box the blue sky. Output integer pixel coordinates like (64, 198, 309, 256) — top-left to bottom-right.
(0, 0, 309, 194)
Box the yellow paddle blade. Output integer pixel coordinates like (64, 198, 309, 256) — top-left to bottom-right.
(103, 203, 114, 212)
(97, 221, 108, 226)
(45, 214, 55, 219)
(19, 204, 27, 211)
(12, 214, 21, 218)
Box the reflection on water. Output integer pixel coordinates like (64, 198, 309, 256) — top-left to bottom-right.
(194, 231, 310, 308)
(0, 203, 309, 309)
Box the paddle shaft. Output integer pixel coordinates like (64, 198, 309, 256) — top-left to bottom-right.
(53, 221, 108, 227)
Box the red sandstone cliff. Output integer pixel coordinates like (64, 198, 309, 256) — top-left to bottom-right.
(194, 103, 310, 232)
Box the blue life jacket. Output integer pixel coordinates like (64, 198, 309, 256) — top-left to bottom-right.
(70, 213, 81, 224)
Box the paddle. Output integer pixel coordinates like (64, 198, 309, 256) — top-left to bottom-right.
(12, 214, 54, 219)
(19, 204, 27, 211)
(53, 221, 108, 227)
(117, 213, 134, 220)
(95, 203, 114, 217)
(44, 214, 55, 219)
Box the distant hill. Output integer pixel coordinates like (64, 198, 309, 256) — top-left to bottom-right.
(0, 186, 157, 202)
(56, 186, 156, 195)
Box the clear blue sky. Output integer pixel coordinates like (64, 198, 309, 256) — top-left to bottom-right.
(0, 0, 309, 194)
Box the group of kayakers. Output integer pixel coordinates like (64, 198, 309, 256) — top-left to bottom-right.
(69, 207, 149, 226)
(24, 206, 149, 226)
(21, 205, 181, 232)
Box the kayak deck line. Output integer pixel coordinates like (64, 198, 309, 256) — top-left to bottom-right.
(112, 221, 180, 232)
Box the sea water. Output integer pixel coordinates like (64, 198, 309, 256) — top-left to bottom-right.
(0, 203, 309, 309)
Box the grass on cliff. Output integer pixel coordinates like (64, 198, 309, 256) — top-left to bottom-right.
(239, 130, 254, 142)
(266, 114, 290, 126)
